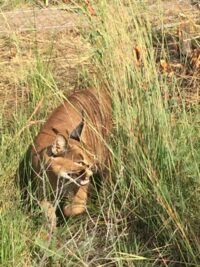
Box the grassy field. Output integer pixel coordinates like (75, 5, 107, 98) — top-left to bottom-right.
(1, 1, 200, 266)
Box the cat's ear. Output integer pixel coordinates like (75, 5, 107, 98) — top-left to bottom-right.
(69, 111, 85, 142)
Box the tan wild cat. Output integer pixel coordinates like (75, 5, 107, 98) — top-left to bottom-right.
(30, 88, 112, 217)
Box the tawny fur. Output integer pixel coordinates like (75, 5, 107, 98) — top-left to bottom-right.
(31, 88, 112, 217)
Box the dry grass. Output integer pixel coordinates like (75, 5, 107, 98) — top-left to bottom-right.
(1, 1, 200, 266)
(0, 1, 199, 122)
(0, 9, 91, 122)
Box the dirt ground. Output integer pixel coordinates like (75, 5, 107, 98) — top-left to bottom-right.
(0, 1, 199, 122)
(0, 8, 88, 33)
(0, 7, 91, 121)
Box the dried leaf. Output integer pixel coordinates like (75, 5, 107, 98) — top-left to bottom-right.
(38, 230, 50, 242)
(133, 45, 141, 67)
(160, 59, 170, 73)
(192, 48, 200, 69)
(86, 0, 96, 16)
(134, 46, 141, 61)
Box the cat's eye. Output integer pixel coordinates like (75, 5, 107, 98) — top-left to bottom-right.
(74, 154, 88, 166)
(75, 160, 87, 166)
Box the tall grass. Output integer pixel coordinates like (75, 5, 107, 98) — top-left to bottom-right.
(0, 0, 200, 266)
(0, 31, 62, 266)
(84, 1, 200, 265)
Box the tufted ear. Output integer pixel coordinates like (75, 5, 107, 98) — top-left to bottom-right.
(69, 111, 85, 142)
(51, 128, 68, 156)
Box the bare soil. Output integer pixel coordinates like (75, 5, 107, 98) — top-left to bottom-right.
(0, 8, 90, 121)
(0, 8, 88, 33)
(0, 1, 199, 122)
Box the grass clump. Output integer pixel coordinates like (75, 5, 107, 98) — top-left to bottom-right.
(0, 0, 200, 266)
(84, 0, 200, 265)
